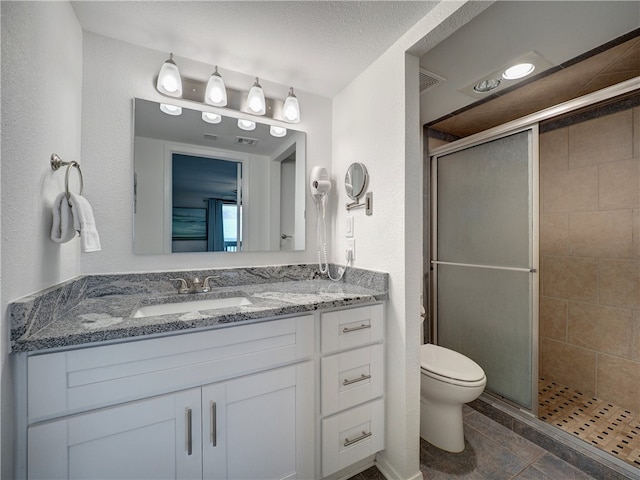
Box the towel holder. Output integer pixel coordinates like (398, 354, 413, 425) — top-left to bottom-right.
(51, 153, 83, 199)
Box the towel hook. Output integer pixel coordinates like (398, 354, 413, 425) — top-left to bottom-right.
(51, 153, 83, 200)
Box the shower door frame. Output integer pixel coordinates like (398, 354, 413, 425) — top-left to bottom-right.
(426, 76, 640, 416)
(430, 124, 540, 414)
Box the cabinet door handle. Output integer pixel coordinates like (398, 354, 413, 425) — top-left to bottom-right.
(186, 408, 193, 456)
(211, 401, 217, 447)
(344, 430, 372, 447)
(343, 373, 372, 386)
(342, 323, 371, 334)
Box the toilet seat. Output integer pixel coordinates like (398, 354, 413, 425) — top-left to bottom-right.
(420, 344, 486, 387)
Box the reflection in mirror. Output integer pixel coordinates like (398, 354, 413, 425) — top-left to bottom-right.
(345, 162, 368, 200)
(133, 98, 306, 254)
(171, 155, 241, 252)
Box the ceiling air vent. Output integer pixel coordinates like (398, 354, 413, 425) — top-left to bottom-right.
(236, 136, 259, 147)
(419, 68, 445, 93)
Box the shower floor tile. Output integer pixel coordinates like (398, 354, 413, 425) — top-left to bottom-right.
(538, 378, 640, 469)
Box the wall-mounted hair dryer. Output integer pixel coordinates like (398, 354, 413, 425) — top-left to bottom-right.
(310, 166, 350, 281)
(309, 166, 331, 203)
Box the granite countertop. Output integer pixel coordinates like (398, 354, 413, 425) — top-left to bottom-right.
(10, 266, 388, 353)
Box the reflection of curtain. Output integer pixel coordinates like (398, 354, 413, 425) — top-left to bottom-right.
(207, 199, 225, 251)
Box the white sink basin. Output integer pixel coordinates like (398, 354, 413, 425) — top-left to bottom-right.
(133, 297, 252, 318)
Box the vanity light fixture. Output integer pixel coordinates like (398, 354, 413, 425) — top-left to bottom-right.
(270, 125, 287, 137)
(156, 53, 182, 97)
(282, 87, 300, 123)
(159, 103, 182, 115)
(246, 78, 266, 115)
(202, 111, 222, 124)
(238, 118, 256, 131)
(155, 55, 302, 122)
(502, 62, 535, 80)
(205, 66, 228, 106)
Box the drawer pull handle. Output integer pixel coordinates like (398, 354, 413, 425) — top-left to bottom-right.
(343, 373, 371, 386)
(186, 408, 193, 456)
(211, 401, 217, 447)
(344, 430, 372, 447)
(342, 323, 371, 334)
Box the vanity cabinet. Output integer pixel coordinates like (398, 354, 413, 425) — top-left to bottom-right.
(23, 315, 314, 480)
(29, 388, 203, 479)
(17, 303, 386, 480)
(319, 304, 385, 477)
(28, 362, 313, 480)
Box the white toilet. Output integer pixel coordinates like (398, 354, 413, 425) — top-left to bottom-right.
(420, 343, 486, 453)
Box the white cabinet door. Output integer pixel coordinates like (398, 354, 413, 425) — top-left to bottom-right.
(28, 389, 202, 480)
(202, 361, 314, 480)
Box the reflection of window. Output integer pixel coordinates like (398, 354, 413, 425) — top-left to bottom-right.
(222, 203, 241, 251)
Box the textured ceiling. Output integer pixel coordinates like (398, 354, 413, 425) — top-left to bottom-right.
(71, 0, 438, 98)
(428, 34, 640, 139)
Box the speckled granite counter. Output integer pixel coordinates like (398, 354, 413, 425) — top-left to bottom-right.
(10, 265, 388, 353)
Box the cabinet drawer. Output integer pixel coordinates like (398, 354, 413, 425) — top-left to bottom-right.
(321, 344, 383, 416)
(27, 315, 313, 422)
(321, 398, 385, 477)
(320, 304, 383, 354)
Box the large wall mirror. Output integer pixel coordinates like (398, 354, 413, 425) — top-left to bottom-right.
(133, 98, 306, 254)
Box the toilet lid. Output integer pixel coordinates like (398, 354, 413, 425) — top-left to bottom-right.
(420, 344, 485, 383)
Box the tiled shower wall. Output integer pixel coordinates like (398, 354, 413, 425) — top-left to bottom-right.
(539, 103, 640, 413)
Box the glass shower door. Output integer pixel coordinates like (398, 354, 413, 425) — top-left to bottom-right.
(432, 128, 538, 411)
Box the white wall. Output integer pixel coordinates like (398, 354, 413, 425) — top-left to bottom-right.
(80, 32, 332, 274)
(0, 2, 83, 476)
(331, 2, 490, 478)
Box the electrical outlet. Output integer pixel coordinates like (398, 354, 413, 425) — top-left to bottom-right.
(346, 216, 354, 238)
(346, 238, 355, 261)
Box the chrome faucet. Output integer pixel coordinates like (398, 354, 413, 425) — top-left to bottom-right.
(170, 276, 218, 294)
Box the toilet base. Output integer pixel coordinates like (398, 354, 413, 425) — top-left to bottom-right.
(419, 397, 465, 453)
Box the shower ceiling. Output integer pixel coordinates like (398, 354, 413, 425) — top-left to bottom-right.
(426, 33, 640, 139)
(420, 1, 640, 140)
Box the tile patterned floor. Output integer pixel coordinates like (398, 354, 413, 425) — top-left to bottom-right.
(348, 407, 599, 480)
(538, 378, 640, 470)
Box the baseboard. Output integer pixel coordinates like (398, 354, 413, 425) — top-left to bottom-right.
(375, 453, 423, 480)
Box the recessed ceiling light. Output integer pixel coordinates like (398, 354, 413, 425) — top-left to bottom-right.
(502, 63, 535, 80)
(473, 78, 501, 93)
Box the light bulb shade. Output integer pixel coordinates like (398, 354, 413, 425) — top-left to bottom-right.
(282, 88, 300, 123)
(160, 103, 182, 115)
(270, 125, 287, 137)
(246, 78, 266, 115)
(205, 67, 227, 106)
(156, 54, 182, 97)
(202, 112, 222, 124)
(238, 119, 256, 131)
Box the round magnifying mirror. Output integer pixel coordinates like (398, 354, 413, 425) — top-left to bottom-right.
(345, 163, 368, 200)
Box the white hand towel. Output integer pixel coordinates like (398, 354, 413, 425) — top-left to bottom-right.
(51, 192, 76, 243)
(68, 192, 102, 252)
